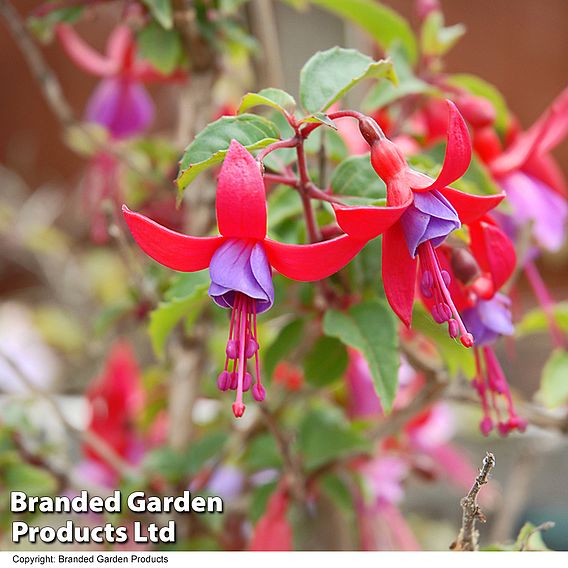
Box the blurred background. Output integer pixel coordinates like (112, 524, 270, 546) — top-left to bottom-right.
(1, 0, 567, 551)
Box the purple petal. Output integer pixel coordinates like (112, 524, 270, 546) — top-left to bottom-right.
(209, 239, 274, 313)
(86, 78, 154, 139)
(400, 190, 460, 257)
(461, 294, 513, 346)
(500, 171, 567, 252)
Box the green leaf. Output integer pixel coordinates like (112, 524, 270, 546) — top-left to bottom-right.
(516, 302, 568, 338)
(297, 407, 371, 470)
(143, 432, 226, 482)
(148, 272, 210, 357)
(421, 10, 465, 57)
(27, 7, 83, 43)
(300, 112, 337, 129)
(137, 23, 182, 75)
(304, 336, 348, 387)
(263, 318, 305, 380)
(513, 522, 553, 551)
(363, 43, 433, 111)
(537, 349, 568, 408)
(412, 304, 475, 378)
(238, 88, 297, 115)
(176, 114, 280, 194)
(323, 299, 399, 411)
(142, 0, 174, 29)
(331, 154, 386, 199)
(299, 47, 396, 113)
(4, 463, 58, 494)
(447, 74, 510, 132)
(319, 473, 354, 512)
(244, 433, 284, 471)
(298, 0, 417, 64)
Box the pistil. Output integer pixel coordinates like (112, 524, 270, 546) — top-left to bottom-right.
(418, 241, 474, 347)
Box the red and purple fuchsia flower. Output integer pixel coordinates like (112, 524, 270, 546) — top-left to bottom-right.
(436, 216, 527, 435)
(57, 23, 183, 139)
(123, 141, 367, 417)
(334, 100, 504, 346)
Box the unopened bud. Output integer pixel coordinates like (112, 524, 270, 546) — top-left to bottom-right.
(456, 95, 496, 129)
(451, 248, 481, 285)
(370, 138, 408, 182)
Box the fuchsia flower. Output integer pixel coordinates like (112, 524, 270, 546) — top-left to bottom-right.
(57, 23, 182, 138)
(123, 141, 367, 417)
(432, 223, 526, 436)
(335, 101, 504, 345)
(249, 487, 292, 551)
(476, 87, 568, 252)
(84, 341, 144, 470)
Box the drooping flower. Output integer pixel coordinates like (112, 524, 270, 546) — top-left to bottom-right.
(335, 100, 504, 345)
(84, 340, 144, 470)
(57, 23, 183, 139)
(249, 487, 292, 551)
(433, 227, 526, 436)
(123, 140, 367, 417)
(476, 87, 568, 253)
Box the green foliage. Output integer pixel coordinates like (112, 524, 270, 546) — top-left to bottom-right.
(299, 47, 396, 113)
(515, 302, 568, 337)
(331, 154, 386, 199)
(303, 336, 348, 387)
(293, 0, 418, 64)
(148, 272, 210, 357)
(138, 23, 183, 75)
(177, 114, 280, 195)
(27, 7, 83, 43)
(142, 0, 174, 29)
(323, 299, 399, 411)
(143, 432, 226, 483)
(238, 88, 297, 116)
(538, 349, 568, 408)
(420, 10, 465, 57)
(363, 43, 434, 111)
(263, 318, 306, 380)
(297, 406, 371, 470)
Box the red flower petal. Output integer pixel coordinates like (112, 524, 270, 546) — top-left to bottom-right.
(333, 198, 412, 241)
(469, 219, 516, 291)
(249, 490, 292, 551)
(56, 24, 116, 77)
(438, 187, 504, 225)
(122, 205, 223, 271)
(382, 224, 417, 327)
(264, 234, 366, 281)
(411, 100, 472, 193)
(216, 140, 267, 240)
(105, 25, 133, 68)
(491, 87, 568, 176)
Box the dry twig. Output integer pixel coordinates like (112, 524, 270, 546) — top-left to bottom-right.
(451, 452, 496, 551)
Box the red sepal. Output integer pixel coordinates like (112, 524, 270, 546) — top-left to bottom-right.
(264, 234, 366, 282)
(411, 100, 472, 193)
(56, 24, 116, 77)
(216, 140, 267, 240)
(382, 224, 417, 327)
(439, 187, 505, 225)
(491, 87, 568, 176)
(333, 197, 411, 241)
(122, 206, 223, 271)
(469, 218, 516, 291)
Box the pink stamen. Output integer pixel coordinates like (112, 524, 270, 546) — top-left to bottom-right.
(472, 346, 526, 436)
(524, 260, 566, 349)
(217, 292, 265, 417)
(419, 241, 474, 347)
